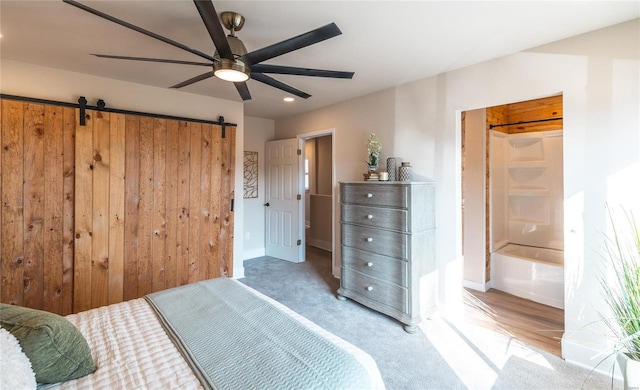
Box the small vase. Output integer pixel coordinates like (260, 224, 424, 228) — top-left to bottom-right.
(368, 164, 378, 173)
(398, 162, 413, 181)
(617, 353, 640, 390)
(387, 158, 397, 181)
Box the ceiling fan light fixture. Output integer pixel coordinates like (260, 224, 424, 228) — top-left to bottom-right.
(213, 58, 250, 82)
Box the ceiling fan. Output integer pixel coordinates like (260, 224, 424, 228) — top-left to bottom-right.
(63, 0, 354, 101)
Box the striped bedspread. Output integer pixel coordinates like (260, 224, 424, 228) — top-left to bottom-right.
(145, 277, 375, 389)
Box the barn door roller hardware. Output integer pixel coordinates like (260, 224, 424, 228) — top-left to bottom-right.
(0, 94, 237, 129)
(78, 96, 88, 126)
(218, 116, 236, 138)
(78, 97, 109, 125)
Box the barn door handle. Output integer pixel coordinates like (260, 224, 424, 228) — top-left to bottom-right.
(264, 202, 270, 207)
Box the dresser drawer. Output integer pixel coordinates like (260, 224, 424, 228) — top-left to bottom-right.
(341, 204, 409, 232)
(341, 184, 408, 208)
(342, 224, 408, 259)
(342, 268, 408, 312)
(342, 246, 408, 286)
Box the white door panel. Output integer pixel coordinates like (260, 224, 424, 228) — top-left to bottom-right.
(265, 138, 301, 262)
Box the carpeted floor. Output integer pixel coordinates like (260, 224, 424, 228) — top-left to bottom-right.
(239, 247, 619, 389)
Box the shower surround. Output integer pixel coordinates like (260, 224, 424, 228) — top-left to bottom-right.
(490, 129, 564, 309)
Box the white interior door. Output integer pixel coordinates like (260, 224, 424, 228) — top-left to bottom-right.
(265, 139, 302, 262)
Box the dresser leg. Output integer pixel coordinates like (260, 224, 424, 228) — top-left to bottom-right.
(337, 294, 347, 301)
(403, 324, 418, 334)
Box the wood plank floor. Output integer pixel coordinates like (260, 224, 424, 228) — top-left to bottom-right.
(464, 288, 564, 357)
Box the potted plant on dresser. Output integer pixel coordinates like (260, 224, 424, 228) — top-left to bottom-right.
(600, 209, 640, 390)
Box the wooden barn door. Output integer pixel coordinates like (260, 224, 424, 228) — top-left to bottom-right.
(1, 98, 235, 315)
(1, 100, 76, 315)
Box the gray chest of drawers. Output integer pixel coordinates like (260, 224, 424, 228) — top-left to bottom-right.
(337, 181, 436, 333)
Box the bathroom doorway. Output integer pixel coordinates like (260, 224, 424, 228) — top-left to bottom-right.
(461, 94, 565, 356)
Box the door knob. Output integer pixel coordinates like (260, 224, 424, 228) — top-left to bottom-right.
(264, 202, 270, 207)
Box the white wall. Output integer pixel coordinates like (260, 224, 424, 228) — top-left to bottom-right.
(490, 131, 509, 251)
(0, 59, 248, 278)
(462, 109, 487, 289)
(304, 139, 317, 226)
(316, 135, 333, 195)
(275, 19, 640, 373)
(242, 116, 275, 260)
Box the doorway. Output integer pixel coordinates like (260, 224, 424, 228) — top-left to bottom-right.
(461, 95, 565, 356)
(301, 129, 336, 272)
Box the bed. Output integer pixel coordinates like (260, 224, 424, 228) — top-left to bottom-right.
(1, 278, 385, 389)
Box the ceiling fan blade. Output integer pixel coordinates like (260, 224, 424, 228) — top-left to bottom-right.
(170, 71, 214, 89)
(251, 64, 354, 79)
(92, 54, 213, 67)
(193, 0, 234, 61)
(63, 0, 216, 63)
(242, 23, 342, 65)
(234, 82, 252, 101)
(251, 73, 311, 99)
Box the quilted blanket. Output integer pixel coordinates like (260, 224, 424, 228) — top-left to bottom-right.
(145, 277, 373, 390)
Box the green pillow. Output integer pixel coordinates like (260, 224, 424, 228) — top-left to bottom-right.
(0, 303, 96, 383)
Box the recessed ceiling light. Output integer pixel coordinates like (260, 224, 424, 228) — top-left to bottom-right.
(283, 97, 295, 102)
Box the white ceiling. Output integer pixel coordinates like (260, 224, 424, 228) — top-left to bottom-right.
(1, 1, 638, 120)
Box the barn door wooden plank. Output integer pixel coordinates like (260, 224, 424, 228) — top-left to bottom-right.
(23, 103, 45, 309)
(74, 109, 94, 313)
(176, 121, 191, 286)
(198, 124, 213, 281)
(137, 117, 154, 296)
(1, 100, 25, 306)
(227, 126, 236, 276)
(209, 124, 222, 279)
(164, 120, 179, 289)
(91, 111, 110, 309)
(43, 105, 64, 314)
(0, 103, 2, 288)
(188, 124, 202, 284)
(0, 102, 2, 277)
(61, 107, 76, 315)
(123, 115, 140, 301)
(108, 113, 125, 304)
(152, 118, 167, 292)
(219, 125, 233, 277)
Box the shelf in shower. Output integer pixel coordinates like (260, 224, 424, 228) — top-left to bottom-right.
(508, 188, 549, 197)
(508, 161, 547, 168)
(508, 219, 550, 226)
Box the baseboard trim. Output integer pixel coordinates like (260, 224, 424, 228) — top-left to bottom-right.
(307, 238, 332, 252)
(462, 279, 489, 292)
(243, 248, 266, 260)
(561, 335, 621, 380)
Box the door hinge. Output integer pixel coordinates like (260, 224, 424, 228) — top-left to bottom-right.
(297, 194, 301, 200)
(297, 149, 301, 156)
(297, 239, 302, 246)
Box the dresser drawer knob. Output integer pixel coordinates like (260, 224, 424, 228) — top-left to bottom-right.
(366, 237, 373, 242)
(366, 286, 373, 292)
(366, 262, 373, 267)
(366, 193, 373, 198)
(367, 214, 373, 219)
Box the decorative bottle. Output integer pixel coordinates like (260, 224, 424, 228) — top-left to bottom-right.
(399, 162, 413, 181)
(387, 158, 397, 181)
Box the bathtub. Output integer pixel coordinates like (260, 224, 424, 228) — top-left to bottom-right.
(491, 243, 564, 309)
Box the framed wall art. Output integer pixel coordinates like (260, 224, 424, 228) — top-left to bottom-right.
(243, 151, 258, 198)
